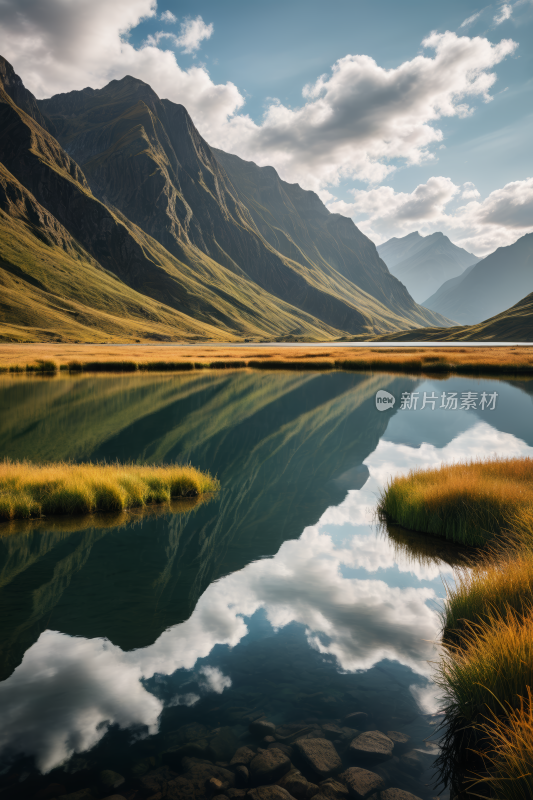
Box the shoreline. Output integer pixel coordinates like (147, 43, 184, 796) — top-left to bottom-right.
(1, 344, 533, 375)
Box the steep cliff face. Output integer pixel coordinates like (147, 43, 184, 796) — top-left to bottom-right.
(1, 54, 453, 341)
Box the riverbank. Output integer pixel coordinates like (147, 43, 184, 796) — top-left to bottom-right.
(0, 460, 219, 521)
(379, 458, 533, 798)
(1, 343, 533, 375)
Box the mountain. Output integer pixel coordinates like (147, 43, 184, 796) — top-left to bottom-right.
(422, 233, 533, 325)
(374, 290, 533, 341)
(0, 55, 452, 342)
(377, 231, 480, 304)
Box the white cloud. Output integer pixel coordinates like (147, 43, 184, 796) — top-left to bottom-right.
(327, 176, 533, 255)
(174, 15, 214, 54)
(159, 10, 177, 23)
(0, 0, 241, 138)
(198, 666, 232, 694)
(494, 3, 513, 24)
(0, 4, 518, 195)
(3, 421, 532, 772)
(462, 181, 481, 199)
(211, 30, 517, 191)
(460, 11, 483, 28)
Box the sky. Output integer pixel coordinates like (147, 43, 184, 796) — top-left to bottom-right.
(0, 0, 532, 256)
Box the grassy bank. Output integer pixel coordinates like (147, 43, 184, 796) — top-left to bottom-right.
(380, 458, 533, 797)
(378, 457, 533, 547)
(1, 344, 533, 376)
(0, 460, 219, 521)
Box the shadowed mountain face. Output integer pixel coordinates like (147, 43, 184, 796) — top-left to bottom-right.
(423, 232, 533, 325)
(377, 231, 479, 305)
(0, 55, 451, 342)
(0, 370, 417, 679)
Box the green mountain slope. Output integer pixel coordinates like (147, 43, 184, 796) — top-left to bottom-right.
(374, 290, 533, 341)
(377, 231, 480, 305)
(422, 233, 533, 325)
(1, 55, 453, 341)
(212, 149, 450, 331)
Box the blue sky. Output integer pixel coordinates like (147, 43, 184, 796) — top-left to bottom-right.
(1, 0, 532, 254)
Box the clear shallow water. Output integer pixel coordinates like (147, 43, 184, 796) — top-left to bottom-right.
(0, 371, 532, 800)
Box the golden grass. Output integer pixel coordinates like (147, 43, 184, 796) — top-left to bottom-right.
(1, 344, 533, 374)
(383, 458, 533, 796)
(0, 459, 219, 521)
(379, 457, 533, 546)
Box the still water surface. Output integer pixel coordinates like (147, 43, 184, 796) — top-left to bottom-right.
(1, 370, 532, 800)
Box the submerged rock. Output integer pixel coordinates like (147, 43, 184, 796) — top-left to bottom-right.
(349, 732, 394, 763)
(277, 768, 319, 799)
(250, 719, 277, 737)
(295, 738, 342, 778)
(250, 748, 291, 785)
(317, 777, 349, 798)
(340, 766, 384, 799)
(248, 787, 295, 800)
(230, 746, 256, 766)
(367, 790, 423, 800)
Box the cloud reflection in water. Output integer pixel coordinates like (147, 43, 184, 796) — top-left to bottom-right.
(1, 423, 533, 772)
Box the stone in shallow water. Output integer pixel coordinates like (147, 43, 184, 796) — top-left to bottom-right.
(268, 742, 293, 759)
(385, 732, 410, 749)
(317, 777, 349, 798)
(321, 723, 346, 741)
(368, 789, 423, 800)
(248, 787, 295, 800)
(295, 738, 342, 778)
(209, 726, 239, 762)
(58, 792, 95, 800)
(339, 767, 384, 799)
(235, 764, 249, 787)
(277, 768, 319, 799)
(230, 746, 256, 766)
(349, 732, 394, 763)
(250, 748, 291, 785)
(275, 723, 316, 743)
(250, 719, 277, 737)
(398, 749, 433, 776)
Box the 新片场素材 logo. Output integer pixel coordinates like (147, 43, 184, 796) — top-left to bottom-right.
(375, 390, 396, 411)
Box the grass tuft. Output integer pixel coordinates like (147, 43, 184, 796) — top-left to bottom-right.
(378, 457, 533, 547)
(0, 459, 219, 521)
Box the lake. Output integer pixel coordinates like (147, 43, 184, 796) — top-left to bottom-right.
(1, 370, 532, 800)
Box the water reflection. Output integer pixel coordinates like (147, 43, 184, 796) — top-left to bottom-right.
(0, 371, 531, 796)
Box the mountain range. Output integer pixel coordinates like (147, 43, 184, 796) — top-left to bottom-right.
(423, 232, 533, 324)
(377, 231, 480, 304)
(0, 56, 452, 343)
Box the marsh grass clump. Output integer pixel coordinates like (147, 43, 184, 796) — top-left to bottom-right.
(378, 457, 533, 546)
(471, 687, 533, 800)
(436, 607, 533, 797)
(442, 511, 533, 645)
(26, 359, 59, 374)
(0, 459, 219, 521)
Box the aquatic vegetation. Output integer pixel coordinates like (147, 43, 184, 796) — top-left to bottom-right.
(381, 458, 533, 796)
(1, 344, 533, 375)
(378, 457, 533, 546)
(0, 459, 219, 521)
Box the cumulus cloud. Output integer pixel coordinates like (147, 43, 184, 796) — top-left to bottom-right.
(0, 0, 242, 138)
(198, 666, 232, 694)
(494, 3, 513, 24)
(327, 176, 533, 255)
(212, 30, 517, 190)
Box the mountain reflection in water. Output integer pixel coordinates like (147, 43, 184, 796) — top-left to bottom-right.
(0, 371, 532, 798)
